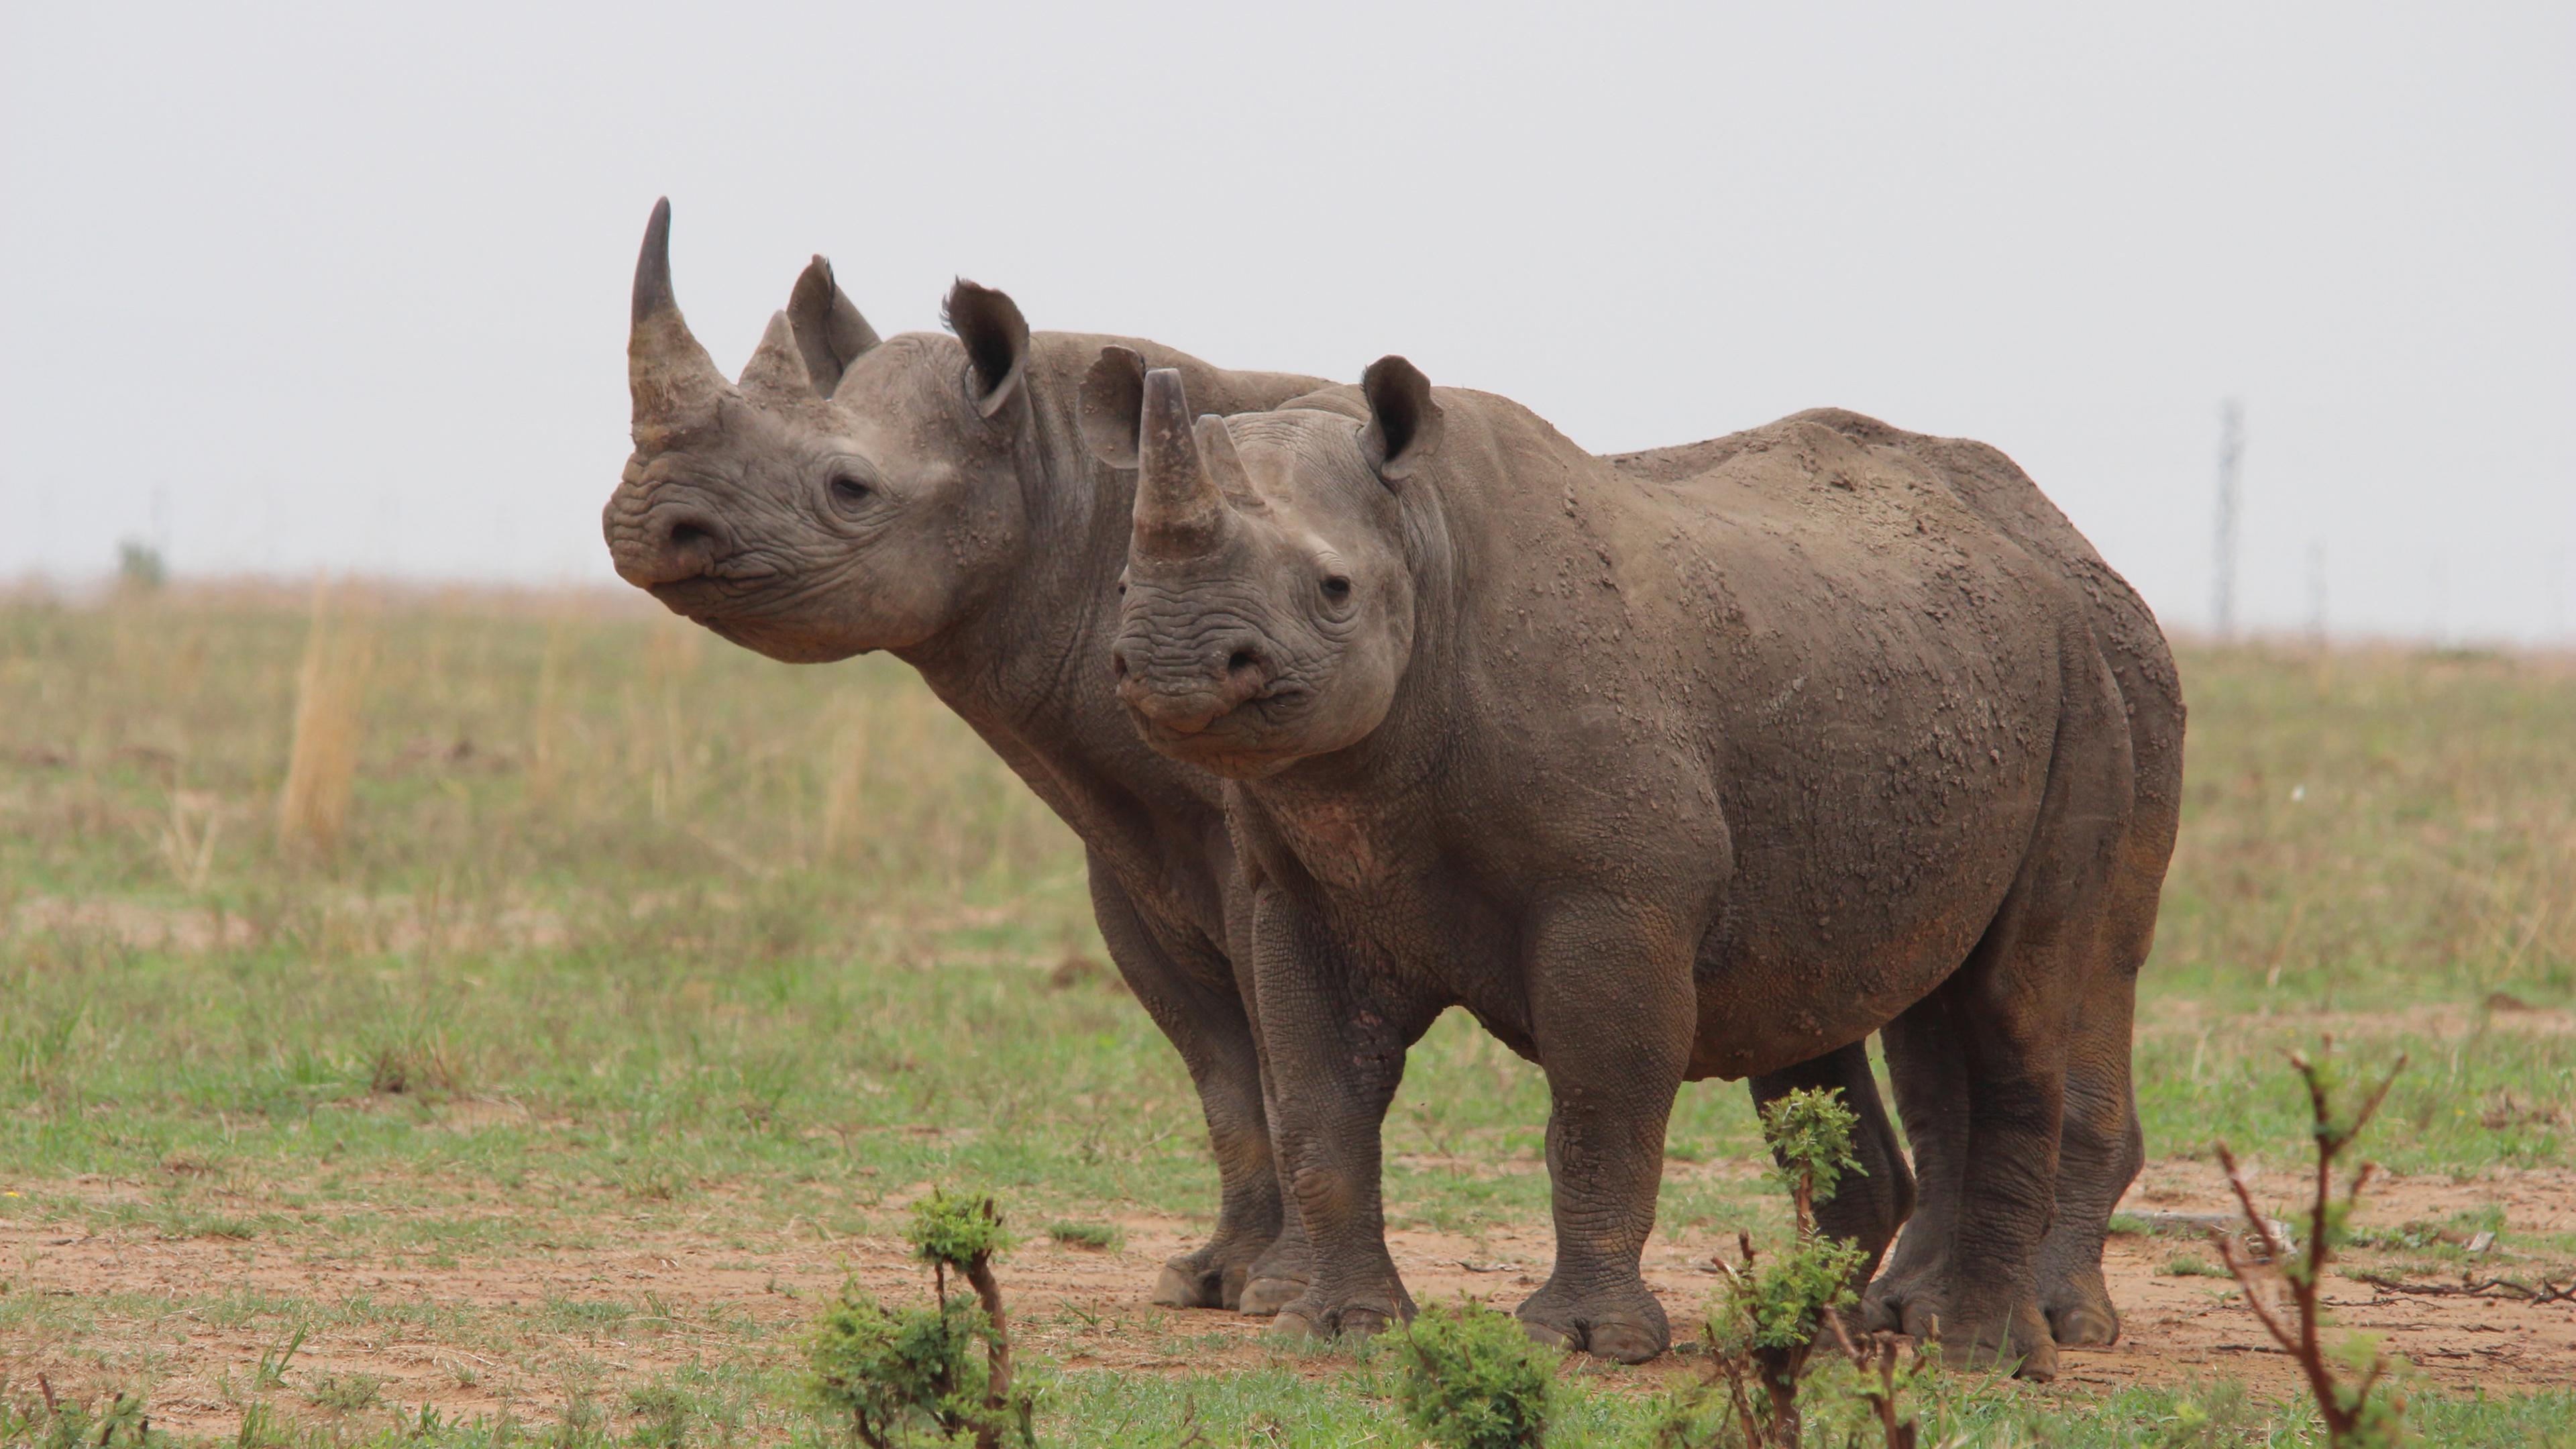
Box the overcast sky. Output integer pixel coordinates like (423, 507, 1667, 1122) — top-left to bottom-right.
(3, 3, 2569, 642)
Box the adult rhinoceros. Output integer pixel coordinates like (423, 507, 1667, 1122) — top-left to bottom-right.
(1088, 354, 2180, 1377)
(606, 201, 1328, 1314)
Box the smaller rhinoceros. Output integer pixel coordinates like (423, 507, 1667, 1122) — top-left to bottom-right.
(1088, 356, 2155, 1377)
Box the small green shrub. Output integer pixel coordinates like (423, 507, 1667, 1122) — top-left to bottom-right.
(1661, 1087, 1896, 1448)
(1394, 1299, 1557, 1449)
(808, 1190, 1033, 1449)
(910, 1191, 1016, 1276)
(1721, 1090, 1869, 1357)
(810, 1287, 1010, 1448)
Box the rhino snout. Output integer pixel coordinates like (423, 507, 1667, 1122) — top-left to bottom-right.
(1114, 635, 1275, 735)
(604, 494, 732, 590)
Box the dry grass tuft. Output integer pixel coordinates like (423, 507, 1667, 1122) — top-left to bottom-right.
(821, 704, 873, 860)
(527, 620, 569, 804)
(276, 578, 374, 851)
(368, 1036, 462, 1097)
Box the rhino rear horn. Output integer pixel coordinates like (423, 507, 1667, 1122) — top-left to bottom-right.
(628, 198, 732, 437)
(1079, 346, 1148, 467)
(739, 312, 816, 398)
(787, 256, 880, 395)
(1132, 368, 1234, 556)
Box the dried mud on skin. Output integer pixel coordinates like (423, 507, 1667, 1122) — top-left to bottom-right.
(5, 1161, 2573, 1435)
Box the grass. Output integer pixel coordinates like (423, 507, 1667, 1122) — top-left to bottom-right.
(1, 587, 2573, 1445)
(1046, 1222, 1124, 1252)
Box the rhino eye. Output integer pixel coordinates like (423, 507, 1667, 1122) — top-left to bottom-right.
(829, 474, 873, 506)
(1321, 575, 1353, 604)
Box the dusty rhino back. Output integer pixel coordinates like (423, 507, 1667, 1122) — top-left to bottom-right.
(1611, 411, 2183, 838)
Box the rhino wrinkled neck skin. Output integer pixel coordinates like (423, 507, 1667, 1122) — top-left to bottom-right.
(895, 342, 1330, 769)
(879, 339, 1105, 706)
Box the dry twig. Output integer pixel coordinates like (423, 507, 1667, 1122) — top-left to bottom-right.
(2207, 1045, 2408, 1448)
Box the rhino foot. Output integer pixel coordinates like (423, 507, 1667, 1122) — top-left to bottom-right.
(1271, 1283, 1413, 1345)
(1236, 1232, 1313, 1317)
(1862, 1275, 2057, 1379)
(1860, 1266, 1939, 1337)
(1959, 1298, 2059, 1381)
(2040, 1262, 2122, 1347)
(1515, 1279, 1671, 1364)
(1874, 1259, 2116, 1352)
(1238, 1275, 1308, 1317)
(1151, 1253, 1252, 1311)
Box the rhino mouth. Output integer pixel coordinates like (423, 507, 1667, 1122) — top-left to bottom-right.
(645, 578, 869, 664)
(645, 576, 737, 615)
(1132, 683, 1316, 771)
(694, 610, 868, 664)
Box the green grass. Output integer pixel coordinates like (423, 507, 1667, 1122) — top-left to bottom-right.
(3, 591, 2573, 1445)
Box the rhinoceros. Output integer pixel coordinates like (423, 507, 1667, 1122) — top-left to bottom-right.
(606, 201, 1329, 1313)
(1088, 354, 2180, 1376)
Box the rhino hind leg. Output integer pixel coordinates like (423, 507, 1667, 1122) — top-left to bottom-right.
(2031, 843, 2165, 1344)
(1865, 998, 1972, 1337)
(1866, 625, 2158, 1372)
(1091, 862, 1287, 1313)
(1876, 977, 2140, 1350)
(1146, 1108, 1286, 1311)
(1892, 958, 2068, 1381)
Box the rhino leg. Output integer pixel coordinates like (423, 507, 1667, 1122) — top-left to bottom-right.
(1254, 899, 1430, 1345)
(1511, 899, 1697, 1365)
(2031, 979, 2139, 1348)
(1236, 1175, 1313, 1316)
(1890, 647, 2141, 1381)
(1908, 964, 2067, 1381)
(2033, 862, 2161, 1347)
(1877, 841, 2163, 1349)
(1087, 861, 1283, 1311)
(1866, 998, 1971, 1338)
(1875, 985, 2139, 1352)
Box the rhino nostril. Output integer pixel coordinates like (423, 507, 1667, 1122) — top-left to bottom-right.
(1226, 649, 1260, 676)
(669, 519, 714, 551)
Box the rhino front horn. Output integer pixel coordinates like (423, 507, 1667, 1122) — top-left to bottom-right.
(629, 198, 731, 439)
(1133, 368, 1232, 557)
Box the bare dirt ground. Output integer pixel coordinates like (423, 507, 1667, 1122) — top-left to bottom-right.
(6, 1161, 2573, 1434)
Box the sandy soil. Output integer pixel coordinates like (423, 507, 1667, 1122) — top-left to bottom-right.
(5, 1160, 2572, 1434)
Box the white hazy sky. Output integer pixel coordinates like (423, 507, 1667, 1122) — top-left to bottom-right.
(3, 3, 2569, 642)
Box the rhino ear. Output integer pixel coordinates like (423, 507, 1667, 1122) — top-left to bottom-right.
(1078, 346, 1148, 467)
(1358, 355, 1443, 484)
(944, 279, 1030, 420)
(787, 256, 881, 395)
